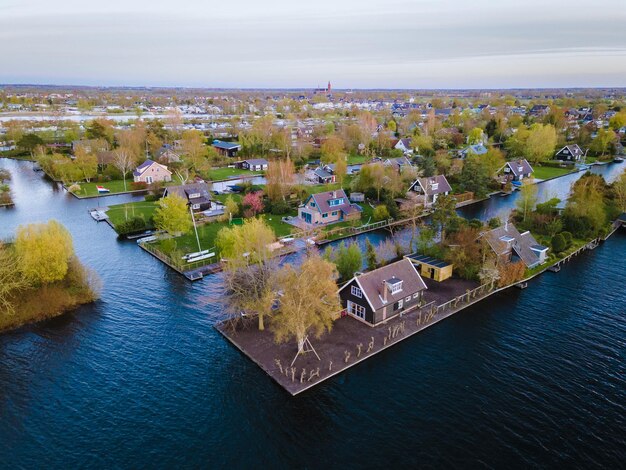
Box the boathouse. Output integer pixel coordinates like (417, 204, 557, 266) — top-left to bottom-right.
(404, 253, 453, 282)
(338, 258, 427, 326)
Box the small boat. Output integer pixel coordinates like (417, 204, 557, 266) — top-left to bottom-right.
(613, 156, 624, 163)
(136, 235, 157, 244)
(126, 230, 155, 240)
(89, 210, 108, 221)
(182, 249, 210, 260)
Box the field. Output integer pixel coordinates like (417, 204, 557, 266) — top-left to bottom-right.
(105, 201, 158, 227)
(532, 166, 573, 180)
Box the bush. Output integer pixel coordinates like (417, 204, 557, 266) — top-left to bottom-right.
(551, 233, 567, 253)
(68, 183, 81, 193)
(373, 205, 390, 221)
(115, 217, 150, 235)
(102, 165, 122, 180)
(269, 200, 290, 215)
(561, 231, 573, 248)
(488, 217, 501, 229)
(468, 218, 483, 229)
(130, 181, 148, 190)
(144, 193, 162, 202)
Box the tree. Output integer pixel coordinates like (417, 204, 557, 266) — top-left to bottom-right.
(551, 233, 567, 253)
(153, 194, 192, 236)
(219, 195, 239, 222)
(365, 238, 378, 270)
(242, 191, 264, 218)
(74, 146, 98, 182)
(458, 155, 490, 198)
(482, 148, 506, 178)
(467, 127, 484, 144)
(266, 158, 295, 203)
(609, 112, 626, 131)
(524, 123, 557, 164)
(516, 182, 538, 222)
(589, 128, 616, 157)
(15, 220, 74, 285)
(334, 157, 347, 185)
(17, 133, 44, 156)
(217, 218, 277, 330)
(325, 242, 362, 280)
(271, 253, 340, 354)
(320, 134, 345, 164)
(417, 224, 436, 254)
(431, 194, 457, 243)
(488, 217, 501, 229)
(113, 147, 135, 191)
(180, 129, 208, 173)
(613, 170, 626, 212)
(373, 205, 390, 222)
(400, 196, 424, 252)
(0, 244, 28, 315)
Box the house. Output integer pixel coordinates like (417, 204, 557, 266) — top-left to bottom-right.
(338, 258, 428, 326)
(133, 159, 172, 184)
(349, 192, 365, 202)
(459, 144, 488, 159)
(305, 166, 336, 184)
(498, 159, 534, 182)
(408, 175, 452, 206)
(156, 144, 181, 164)
(529, 104, 550, 117)
(481, 222, 548, 269)
(391, 138, 413, 154)
(404, 253, 453, 282)
(163, 182, 212, 212)
(212, 140, 241, 157)
(236, 159, 269, 171)
(384, 156, 413, 173)
(298, 189, 361, 225)
(555, 144, 584, 162)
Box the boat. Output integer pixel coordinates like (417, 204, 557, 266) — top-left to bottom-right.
(126, 230, 155, 240)
(614, 156, 624, 163)
(182, 249, 210, 260)
(89, 209, 108, 221)
(186, 252, 215, 263)
(136, 235, 157, 244)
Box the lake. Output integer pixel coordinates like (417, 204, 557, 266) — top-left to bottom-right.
(0, 158, 624, 468)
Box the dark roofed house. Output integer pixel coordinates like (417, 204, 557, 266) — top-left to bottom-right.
(391, 138, 413, 154)
(306, 166, 336, 184)
(384, 156, 413, 173)
(236, 159, 269, 171)
(163, 182, 212, 212)
(529, 104, 550, 117)
(212, 140, 241, 157)
(555, 144, 584, 162)
(481, 222, 548, 269)
(498, 159, 534, 182)
(298, 188, 361, 226)
(409, 175, 452, 206)
(338, 258, 428, 325)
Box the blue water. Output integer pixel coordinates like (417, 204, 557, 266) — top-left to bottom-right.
(0, 159, 624, 468)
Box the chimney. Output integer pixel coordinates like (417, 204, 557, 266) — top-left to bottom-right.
(382, 281, 388, 303)
(505, 220, 508, 232)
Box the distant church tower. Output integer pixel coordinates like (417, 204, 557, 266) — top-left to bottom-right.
(327, 81, 332, 93)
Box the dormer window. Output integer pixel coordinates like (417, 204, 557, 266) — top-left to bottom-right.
(431, 183, 438, 190)
(385, 278, 403, 294)
(329, 198, 344, 206)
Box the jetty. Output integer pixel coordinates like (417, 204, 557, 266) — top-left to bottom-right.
(89, 209, 109, 221)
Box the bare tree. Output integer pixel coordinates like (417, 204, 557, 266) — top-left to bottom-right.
(113, 147, 134, 191)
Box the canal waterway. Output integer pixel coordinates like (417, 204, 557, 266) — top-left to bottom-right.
(0, 158, 624, 468)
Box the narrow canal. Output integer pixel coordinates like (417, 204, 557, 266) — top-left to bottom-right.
(0, 158, 624, 468)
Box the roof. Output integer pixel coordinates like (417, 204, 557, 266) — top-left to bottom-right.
(385, 156, 412, 169)
(212, 140, 241, 150)
(308, 189, 356, 214)
(165, 183, 212, 203)
(342, 258, 427, 311)
(405, 253, 452, 269)
(241, 158, 268, 166)
(463, 144, 488, 156)
(313, 167, 334, 180)
(556, 144, 584, 157)
(133, 159, 171, 177)
(410, 175, 452, 195)
(505, 159, 534, 177)
(481, 223, 544, 268)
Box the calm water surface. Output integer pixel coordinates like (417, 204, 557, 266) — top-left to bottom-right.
(0, 159, 624, 468)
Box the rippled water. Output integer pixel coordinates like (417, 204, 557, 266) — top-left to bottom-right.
(0, 159, 624, 468)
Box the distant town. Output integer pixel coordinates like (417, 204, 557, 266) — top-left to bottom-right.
(1, 84, 625, 390)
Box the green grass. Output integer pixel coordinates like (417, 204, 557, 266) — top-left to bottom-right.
(105, 201, 158, 227)
(206, 167, 261, 181)
(533, 166, 573, 180)
(347, 154, 368, 165)
(73, 175, 183, 198)
(260, 212, 296, 237)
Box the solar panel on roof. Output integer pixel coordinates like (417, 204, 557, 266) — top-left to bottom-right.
(407, 253, 451, 268)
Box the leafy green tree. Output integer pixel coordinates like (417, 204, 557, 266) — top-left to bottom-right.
(431, 194, 457, 243)
(589, 128, 616, 157)
(488, 217, 501, 229)
(467, 127, 484, 144)
(326, 242, 362, 281)
(459, 155, 490, 198)
(373, 205, 390, 221)
(15, 220, 74, 285)
(524, 123, 557, 164)
(516, 182, 538, 222)
(365, 239, 378, 270)
(551, 233, 566, 253)
(17, 133, 44, 155)
(153, 194, 192, 236)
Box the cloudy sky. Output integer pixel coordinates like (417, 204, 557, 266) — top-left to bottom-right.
(1, 0, 625, 89)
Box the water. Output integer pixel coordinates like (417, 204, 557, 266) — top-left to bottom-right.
(0, 159, 624, 468)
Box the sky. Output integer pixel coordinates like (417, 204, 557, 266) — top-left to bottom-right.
(1, 0, 625, 89)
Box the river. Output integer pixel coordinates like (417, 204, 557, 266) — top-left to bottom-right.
(0, 158, 624, 468)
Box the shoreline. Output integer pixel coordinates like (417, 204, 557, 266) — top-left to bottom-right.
(217, 223, 624, 396)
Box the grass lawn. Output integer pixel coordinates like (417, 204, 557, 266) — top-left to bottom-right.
(74, 175, 183, 198)
(260, 212, 295, 237)
(533, 166, 573, 180)
(105, 201, 158, 227)
(207, 167, 261, 181)
(347, 154, 368, 165)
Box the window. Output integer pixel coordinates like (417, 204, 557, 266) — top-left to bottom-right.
(322, 213, 328, 218)
(329, 198, 344, 207)
(397, 299, 403, 309)
(348, 301, 366, 319)
(413, 292, 419, 299)
(389, 281, 403, 294)
(310, 202, 316, 207)
(351, 286, 362, 298)
(192, 204, 200, 210)
(331, 211, 337, 216)
(405, 296, 411, 302)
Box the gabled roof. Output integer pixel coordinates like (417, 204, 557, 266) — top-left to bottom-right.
(241, 158, 268, 166)
(556, 144, 584, 157)
(313, 167, 334, 180)
(340, 258, 427, 311)
(133, 159, 171, 177)
(481, 223, 545, 268)
(212, 140, 241, 150)
(409, 175, 452, 195)
(307, 189, 355, 213)
(164, 182, 212, 203)
(462, 144, 488, 156)
(384, 156, 412, 169)
(505, 159, 534, 177)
